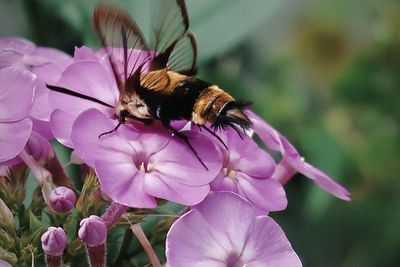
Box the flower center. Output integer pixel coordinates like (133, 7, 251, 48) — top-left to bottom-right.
(226, 252, 244, 267)
(138, 162, 153, 173)
(223, 168, 236, 178)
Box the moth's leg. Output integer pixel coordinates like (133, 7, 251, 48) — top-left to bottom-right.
(98, 111, 128, 138)
(98, 121, 124, 138)
(199, 125, 228, 149)
(162, 121, 209, 171)
(98, 110, 154, 138)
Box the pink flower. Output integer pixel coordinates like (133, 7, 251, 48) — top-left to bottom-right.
(0, 67, 52, 183)
(78, 215, 107, 247)
(70, 109, 221, 208)
(246, 110, 351, 201)
(206, 128, 287, 212)
(0, 67, 35, 162)
(0, 38, 73, 185)
(41, 227, 67, 256)
(49, 186, 76, 213)
(0, 259, 12, 267)
(49, 46, 152, 147)
(0, 37, 72, 137)
(166, 192, 302, 267)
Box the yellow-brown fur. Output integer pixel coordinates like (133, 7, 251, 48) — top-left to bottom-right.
(192, 85, 234, 125)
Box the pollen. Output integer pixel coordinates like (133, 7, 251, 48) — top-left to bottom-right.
(138, 162, 154, 173)
(223, 168, 236, 178)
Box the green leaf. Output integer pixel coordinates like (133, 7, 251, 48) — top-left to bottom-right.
(107, 227, 126, 264)
(28, 211, 44, 233)
(66, 209, 79, 243)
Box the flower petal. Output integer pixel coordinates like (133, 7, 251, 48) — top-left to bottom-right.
(226, 131, 275, 178)
(299, 161, 351, 201)
(0, 49, 23, 68)
(74, 46, 99, 61)
(193, 192, 259, 253)
(166, 192, 284, 267)
(71, 109, 135, 165)
(49, 60, 117, 117)
(241, 216, 302, 267)
(30, 80, 55, 121)
(236, 173, 287, 212)
(0, 67, 35, 122)
(95, 160, 157, 208)
(166, 209, 230, 267)
(0, 37, 35, 54)
(247, 110, 351, 201)
(0, 119, 32, 162)
(151, 131, 221, 186)
(50, 109, 75, 147)
(144, 172, 210, 206)
(34, 47, 72, 70)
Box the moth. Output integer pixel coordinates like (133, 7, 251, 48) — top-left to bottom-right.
(48, 0, 252, 169)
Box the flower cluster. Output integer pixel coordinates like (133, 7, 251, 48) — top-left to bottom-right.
(0, 37, 350, 267)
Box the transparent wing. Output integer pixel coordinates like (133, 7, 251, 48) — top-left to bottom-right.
(151, 0, 189, 53)
(93, 5, 153, 94)
(167, 32, 197, 75)
(149, 0, 198, 76)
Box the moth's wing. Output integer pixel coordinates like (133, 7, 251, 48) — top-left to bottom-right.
(149, 0, 197, 76)
(93, 5, 153, 95)
(151, 0, 189, 54)
(166, 32, 197, 76)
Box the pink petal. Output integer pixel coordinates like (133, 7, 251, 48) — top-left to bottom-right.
(34, 47, 72, 69)
(144, 172, 210, 206)
(49, 60, 117, 117)
(226, 132, 276, 178)
(30, 80, 53, 121)
(247, 110, 351, 201)
(50, 109, 75, 147)
(26, 130, 53, 162)
(0, 119, 32, 162)
(241, 216, 302, 267)
(166, 209, 230, 267)
(0, 37, 35, 54)
(236, 173, 287, 211)
(299, 162, 351, 201)
(71, 109, 136, 165)
(0, 67, 35, 122)
(210, 172, 239, 192)
(167, 192, 291, 267)
(74, 46, 99, 61)
(95, 160, 157, 208)
(151, 131, 221, 186)
(0, 49, 23, 68)
(193, 192, 259, 252)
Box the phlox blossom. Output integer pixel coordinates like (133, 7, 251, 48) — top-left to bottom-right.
(48, 46, 152, 147)
(204, 127, 287, 212)
(70, 109, 221, 208)
(247, 110, 351, 201)
(166, 192, 302, 267)
(0, 67, 36, 163)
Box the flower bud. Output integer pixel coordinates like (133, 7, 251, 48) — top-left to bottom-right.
(41, 227, 67, 256)
(78, 215, 107, 247)
(0, 259, 13, 267)
(49, 186, 76, 213)
(0, 199, 14, 231)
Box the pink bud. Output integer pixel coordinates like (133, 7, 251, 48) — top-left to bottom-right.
(78, 215, 107, 247)
(49, 186, 76, 213)
(41, 227, 67, 256)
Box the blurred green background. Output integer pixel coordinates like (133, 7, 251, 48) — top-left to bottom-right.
(1, 0, 399, 266)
